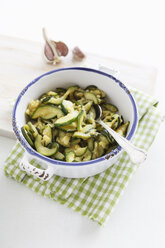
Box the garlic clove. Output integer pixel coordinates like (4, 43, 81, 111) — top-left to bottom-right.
(72, 46, 85, 61)
(44, 42, 54, 61)
(53, 41, 69, 57)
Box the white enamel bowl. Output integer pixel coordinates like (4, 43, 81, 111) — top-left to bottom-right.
(13, 67, 138, 181)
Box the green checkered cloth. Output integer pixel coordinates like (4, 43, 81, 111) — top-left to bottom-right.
(3, 88, 164, 225)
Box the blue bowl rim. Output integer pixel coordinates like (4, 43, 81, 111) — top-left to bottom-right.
(12, 67, 138, 167)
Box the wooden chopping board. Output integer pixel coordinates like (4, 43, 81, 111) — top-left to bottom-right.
(0, 35, 157, 139)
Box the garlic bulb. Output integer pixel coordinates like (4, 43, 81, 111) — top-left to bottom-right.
(43, 28, 68, 64)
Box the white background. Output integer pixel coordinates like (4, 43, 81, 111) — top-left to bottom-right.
(0, 0, 165, 247)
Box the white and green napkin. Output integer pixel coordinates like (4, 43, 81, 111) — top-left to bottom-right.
(3, 88, 164, 225)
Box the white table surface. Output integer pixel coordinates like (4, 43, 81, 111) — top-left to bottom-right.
(0, 0, 165, 247)
(0, 125, 165, 248)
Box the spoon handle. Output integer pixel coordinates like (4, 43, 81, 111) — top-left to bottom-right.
(99, 120, 147, 164)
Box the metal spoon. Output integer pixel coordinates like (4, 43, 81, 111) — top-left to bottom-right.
(93, 104, 147, 164)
